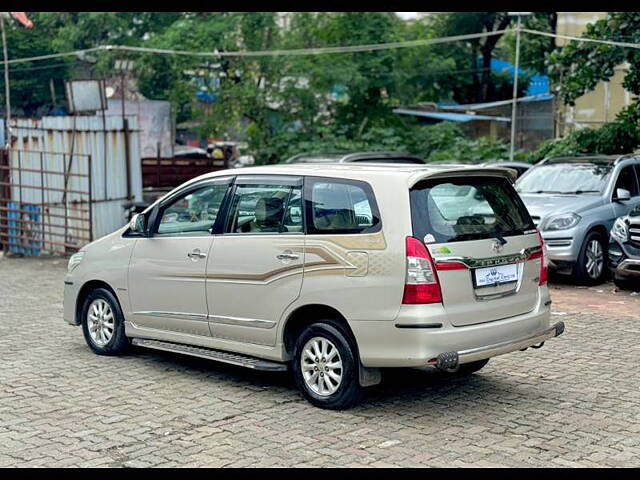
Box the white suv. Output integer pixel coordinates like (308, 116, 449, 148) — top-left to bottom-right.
(63, 164, 564, 409)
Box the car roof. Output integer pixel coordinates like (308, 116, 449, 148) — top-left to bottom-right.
(186, 163, 517, 187)
(285, 151, 424, 164)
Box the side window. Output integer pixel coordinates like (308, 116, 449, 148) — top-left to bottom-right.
(614, 166, 639, 197)
(306, 178, 381, 234)
(227, 183, 302, 234)
(156, 182, 229, 236)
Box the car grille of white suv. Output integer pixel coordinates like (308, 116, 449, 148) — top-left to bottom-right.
(629, 217, 640, 247)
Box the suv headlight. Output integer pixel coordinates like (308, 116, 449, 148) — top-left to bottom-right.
(611, 217, 629, 243)
(543, 213, 581, 231)
(67, 251, 85, 273)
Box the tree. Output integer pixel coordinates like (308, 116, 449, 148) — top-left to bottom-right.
(530, 12, 640, 159)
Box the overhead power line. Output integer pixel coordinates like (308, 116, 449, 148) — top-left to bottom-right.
(4, 27, 640, 67)
(523, 28, 640, 50)
(6, 30, 509, 65)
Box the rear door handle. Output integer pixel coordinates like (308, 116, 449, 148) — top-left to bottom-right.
(187, 249, 207, 259)
(277, 251, 299, 261)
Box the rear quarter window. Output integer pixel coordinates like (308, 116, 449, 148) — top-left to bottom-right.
(410, 176, 535, 244)
(304, 177, 381, 234)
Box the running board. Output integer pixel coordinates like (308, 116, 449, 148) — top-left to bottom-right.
(131, 338, 288, 372)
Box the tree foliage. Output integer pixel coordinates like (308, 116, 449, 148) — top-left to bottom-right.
(532, 12, 640, 160)
(1, 12, 541, 162)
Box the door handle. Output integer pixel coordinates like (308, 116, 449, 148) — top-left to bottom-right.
(187, 249, 207, 259)
(277, 251, 300, 261)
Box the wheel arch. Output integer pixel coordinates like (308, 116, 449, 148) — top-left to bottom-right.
(75, 279, 120, 325)
(281, 304, 359, 360)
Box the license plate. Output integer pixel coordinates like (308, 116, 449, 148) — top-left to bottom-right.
(474, 264, 518, 288)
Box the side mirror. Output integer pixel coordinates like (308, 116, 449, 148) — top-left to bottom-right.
(615, 188, 631, 202)
(129, 213, 146, 235)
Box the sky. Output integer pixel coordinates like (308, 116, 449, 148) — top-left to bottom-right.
(395, 12, 418, 20)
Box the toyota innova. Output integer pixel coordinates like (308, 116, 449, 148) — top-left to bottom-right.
(63, 164, 564, 409)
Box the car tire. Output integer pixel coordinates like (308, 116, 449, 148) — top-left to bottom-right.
(574, 231, 607, 285)
(291, 321, 364, 410)
(81, 288, 130, 356)
(613, 275, 638, 291)
(447, 359, 490, 376)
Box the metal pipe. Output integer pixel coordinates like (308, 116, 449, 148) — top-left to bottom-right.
(509, 15, 522, 161)
(1, 16, 11, 148)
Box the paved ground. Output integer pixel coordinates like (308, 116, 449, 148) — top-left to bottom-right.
(1, 256, 640, 467)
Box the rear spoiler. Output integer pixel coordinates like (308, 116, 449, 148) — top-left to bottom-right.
(408, 166, 518, 188)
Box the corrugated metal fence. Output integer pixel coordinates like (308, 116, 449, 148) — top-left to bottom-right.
(0, 116, 142, 255)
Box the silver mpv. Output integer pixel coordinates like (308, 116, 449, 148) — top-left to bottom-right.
(64, 164, 564, 409)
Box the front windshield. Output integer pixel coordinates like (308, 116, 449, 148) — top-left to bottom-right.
(516, 164, 612, 194)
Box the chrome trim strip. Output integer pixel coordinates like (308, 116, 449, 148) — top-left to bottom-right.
(208, 315, 276, 329)
(134, 311, 208, 321)
(433, 246, 541, 269)
(456, 322, 564, 364)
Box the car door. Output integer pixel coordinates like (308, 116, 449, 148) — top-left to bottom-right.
(127, 177, 232, 336)
(206, 175, 304, 347)
(610, 164, 640, 222)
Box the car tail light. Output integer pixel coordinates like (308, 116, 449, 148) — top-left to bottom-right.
(402, 236, 443, 304)
(535, 230, 549, 285)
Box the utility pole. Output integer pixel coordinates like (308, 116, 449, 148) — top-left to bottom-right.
(1, 15, 10, 148)
(508, 12, 532, 161)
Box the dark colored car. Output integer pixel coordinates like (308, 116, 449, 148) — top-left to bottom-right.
(608, 205, 640, 290)
(284, 151, 425, 165)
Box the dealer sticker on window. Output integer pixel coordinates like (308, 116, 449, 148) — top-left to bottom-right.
(474, 264, 518, 288)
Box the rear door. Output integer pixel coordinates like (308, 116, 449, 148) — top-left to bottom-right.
(410, 174, 541, 327)
(205, 175, 304, 346)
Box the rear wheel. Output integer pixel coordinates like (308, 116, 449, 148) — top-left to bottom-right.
(292, 321, 363, 410)
(447, 359, 490, 376)
(81, 288, 129, 356)
(574, 231, 606, 285)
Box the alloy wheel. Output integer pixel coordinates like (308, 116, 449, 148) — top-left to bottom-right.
(300, 336, 343, 396)
(87, 299, 115, 347)
(585, 239, 604, 279)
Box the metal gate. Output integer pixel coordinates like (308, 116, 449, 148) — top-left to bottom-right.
(0, 148, 92, 256)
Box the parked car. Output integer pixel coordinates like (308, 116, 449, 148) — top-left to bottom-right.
(284, 151, 425, 165)
(608, 205, 640, 290)
(515, 155, 640, 284)
(64, 163, 563, 409)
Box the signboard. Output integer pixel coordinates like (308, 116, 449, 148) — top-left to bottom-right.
(65, 80, 108, 113)
(105, 99, 173, 158)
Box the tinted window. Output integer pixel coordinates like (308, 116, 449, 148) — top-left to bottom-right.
(411, 176, 535, 244)
(614, 165, 639, 197)
(305, 178, 380, 234)
(156, 182, 229, 235)
(516, 164, 612, 194)
(227, 183, 302, 234)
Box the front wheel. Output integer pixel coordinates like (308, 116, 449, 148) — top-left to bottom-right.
(574, 231, 606, 285)
(81, 288, 130, 356)
(614, 275, 638, 291)
(291, 322, 364, 410)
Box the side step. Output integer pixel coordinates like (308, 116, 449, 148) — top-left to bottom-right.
(131, 338, 288, 372)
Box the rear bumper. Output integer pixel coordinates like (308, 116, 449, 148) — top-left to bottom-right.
(351, 288, 555, 368)
(436, 321, 564, 369)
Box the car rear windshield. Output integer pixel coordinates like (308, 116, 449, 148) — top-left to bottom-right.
(410, 176, 536, 244)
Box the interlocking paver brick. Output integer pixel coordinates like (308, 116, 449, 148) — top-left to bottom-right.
(1, 256, 640, 467)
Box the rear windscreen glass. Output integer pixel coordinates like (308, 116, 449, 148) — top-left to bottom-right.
(410, 176, 535, 244)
